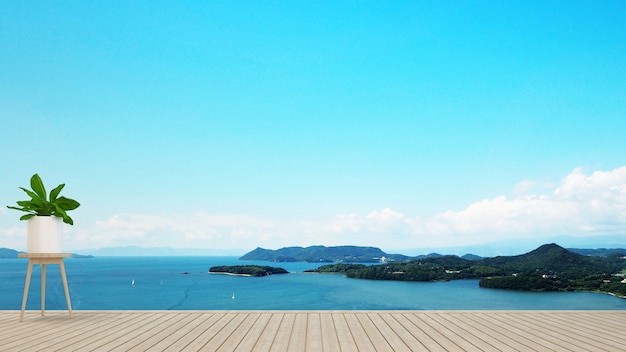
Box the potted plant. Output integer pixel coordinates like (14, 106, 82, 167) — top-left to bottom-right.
(7, 173, 80, 253)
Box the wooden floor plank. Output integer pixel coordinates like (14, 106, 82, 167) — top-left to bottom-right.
(286, 312, 308, 351)
(417, 312, 485, 352)
(163, 313, 222, 351)
(180, 313, 238, 351)
(365, 312, 412, 352)
(404, 312, 467, 351)
(332, 312, 359, 352)
(0, 310, 625, 352)
(116, 313, 187, 351)
(467, 312, 556, 351)
(128, 313, 201, 351)
(72, 312, 162, 352)
(508, 311, 606, 352)
(197, 312, 250, 352)
(104, 312, 180, 352)
(147, 313, 213, 351)
(40, 312, 143, 351)
(540, 312, 625, 345)
(392, 312, 447, 351)
(344, 312, 378, 351)
(572, 312, 625, 336)
(319, 312, 340, 352)
(377, 312, 428, 351)
(269, 312, 296, 352)
(246, 312, 283, 352)
(513, 312, 623, 352)
(5, 314, 150, 350)
(429, 312, 504, 352)
(487, 312, 587, 352)
(450, 313, 528, 352)
(232, 312, 272, 352)
(355, 313, 395, 352)
(216, 313, 262, 352)
(0, 312, 106, 350)
(305, 313, 322, 352)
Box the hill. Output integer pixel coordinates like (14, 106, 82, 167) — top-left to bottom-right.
(479, 243, 623, 275)
(240, 245, 409, 262)
(0, 248, 20, 258)
(308, 243, 626, 296)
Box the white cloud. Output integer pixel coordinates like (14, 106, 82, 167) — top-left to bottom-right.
(366, 208, 405, 221)
(512, 179, 537, 195)
(69, 212, 280, 250)
(416, 166, 626, 245)
(3, 166, 625, 252)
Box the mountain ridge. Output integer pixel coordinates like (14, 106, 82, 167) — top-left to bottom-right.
(239, 245, 410, 262)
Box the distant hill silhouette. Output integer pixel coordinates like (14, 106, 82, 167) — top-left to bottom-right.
(568, 247, 626, 257)
(0, 247, 91, 259)
(240, 245, 409, 262)
(0, 248, 19, 258)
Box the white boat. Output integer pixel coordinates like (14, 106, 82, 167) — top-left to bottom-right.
(132, 279, 135, 286)
(232, 293, 235, 299)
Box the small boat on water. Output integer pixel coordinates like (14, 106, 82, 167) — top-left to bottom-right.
(132, 279, 135, 287)
(232, 293, 235, 300)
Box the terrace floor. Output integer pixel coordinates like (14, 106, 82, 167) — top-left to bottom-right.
(1, 310, 625, 351)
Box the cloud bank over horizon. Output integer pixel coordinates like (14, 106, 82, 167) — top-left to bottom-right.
(3, 165, 625, 254)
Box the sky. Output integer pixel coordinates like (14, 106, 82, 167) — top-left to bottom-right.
(1, 1, 625, 256)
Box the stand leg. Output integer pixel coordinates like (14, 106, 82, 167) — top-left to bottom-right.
(41, 264, 46, 316)
(59, 260, 72, 318)
(20, 261, 34, 322)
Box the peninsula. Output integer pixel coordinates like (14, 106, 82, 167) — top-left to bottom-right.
(307, 244, 626, 297)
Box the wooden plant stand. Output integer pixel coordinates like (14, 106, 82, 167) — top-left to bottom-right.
(18, 253, 73, 322)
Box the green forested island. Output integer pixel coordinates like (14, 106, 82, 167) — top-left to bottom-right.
(240, 245, 409, 262)
(307, 244, 626, 297)
(208, 265, 288, 277)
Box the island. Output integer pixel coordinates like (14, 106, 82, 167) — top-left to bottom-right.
(240, 245, 409, 262)
(208, 265, 288, 277)
(307, 244, 626, 297)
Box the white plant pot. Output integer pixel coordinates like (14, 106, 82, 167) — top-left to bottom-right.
(27, 216, 63, 253)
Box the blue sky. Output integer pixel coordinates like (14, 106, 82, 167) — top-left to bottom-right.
(1, 1, 625, 255)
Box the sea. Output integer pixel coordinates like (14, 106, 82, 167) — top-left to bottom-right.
(2, 257, 625, 311)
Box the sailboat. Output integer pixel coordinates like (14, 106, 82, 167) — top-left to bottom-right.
(132, 279, 135, 287)
(232, 292, 235, 300)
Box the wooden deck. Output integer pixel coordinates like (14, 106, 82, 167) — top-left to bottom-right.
(1, 310, 624, 351)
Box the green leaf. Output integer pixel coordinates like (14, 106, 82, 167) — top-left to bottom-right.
(15, 200, 35, 209)
(20, 187, 43, 203)
(54, 206, 74, 225)
(19, 214, 36, 221)
(50, 183, 65, 202)
(7, 205, 32, 213)
(55, 197, 80, 211)
(30, 174, 47, 201)
(63, 215, 74, 225)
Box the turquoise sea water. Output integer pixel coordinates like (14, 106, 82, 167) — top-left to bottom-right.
(1, 257, 625, 310)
